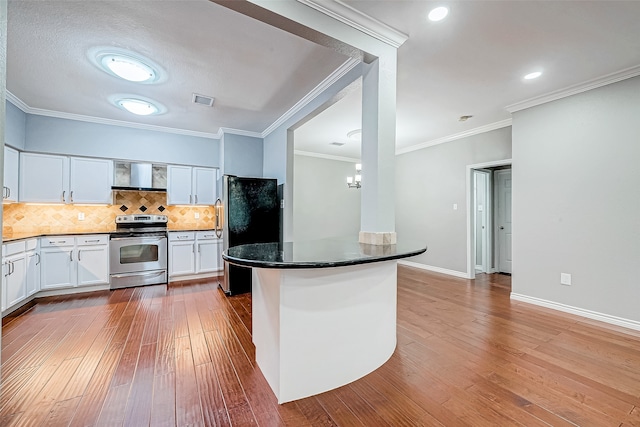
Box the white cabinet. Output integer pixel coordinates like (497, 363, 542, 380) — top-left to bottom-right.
(40, 235, 109, 290)
(169, 231, 222, 279)
(169, 232, 196, 277)
(20, 153, 112, 204)
(167, 165, 217, 206)
(2, 241, 27, 312)
(25, 239, 41, 297)
(196, 231, 221, 274)
(3, 146, 19, 202)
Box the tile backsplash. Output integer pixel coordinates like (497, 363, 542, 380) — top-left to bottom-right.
(2, 191, 215, 235)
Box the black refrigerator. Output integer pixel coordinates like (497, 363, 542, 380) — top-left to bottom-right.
(218, 175, 280, 295)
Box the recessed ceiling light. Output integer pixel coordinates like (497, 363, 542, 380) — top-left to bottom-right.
(347, 129, 362, 141)
(88, 47, 166, 84)
(110, 95, 166, 116)
(524, 71, 543, 80)
(428, 6, 449, 22)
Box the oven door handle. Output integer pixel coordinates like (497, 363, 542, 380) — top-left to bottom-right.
(110, 236, 166, 243)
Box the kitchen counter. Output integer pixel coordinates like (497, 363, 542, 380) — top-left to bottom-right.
(3, 227, 219, 243)
(223, 237, 426, 269)
(224, 236, 426, 404)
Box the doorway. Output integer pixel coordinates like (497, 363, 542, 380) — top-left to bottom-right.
(466, 159, 512, 279)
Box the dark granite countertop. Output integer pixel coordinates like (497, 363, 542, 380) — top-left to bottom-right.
(223, 237, 427, 269)
(2, 231, 113, 243)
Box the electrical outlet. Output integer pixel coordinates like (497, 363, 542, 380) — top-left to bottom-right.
(194, 212, 200, 219)
(560, 273, 572, 286)
(78, 212, 85, 221)
(453, 203, 458, 210)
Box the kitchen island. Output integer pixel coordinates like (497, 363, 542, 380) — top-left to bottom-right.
(223, 238, 426, 403)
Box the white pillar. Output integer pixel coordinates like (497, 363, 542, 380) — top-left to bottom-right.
(359, 53, 397, 245)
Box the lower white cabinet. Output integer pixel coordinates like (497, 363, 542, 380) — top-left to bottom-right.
(169, 231, 222, 279)
(40, 235, 109, 290)
(2, 239, 39, 313)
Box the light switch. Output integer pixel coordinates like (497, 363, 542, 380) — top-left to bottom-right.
(478, 205, 483, 212)
(560, 273, 572, 286)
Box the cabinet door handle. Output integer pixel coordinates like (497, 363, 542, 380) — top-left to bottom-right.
(7, 187, 10, 198)
(70, 250, 73, 262)
(203, 234, 215, 238)
(62, 190, 66, 203)
(189, 195, 193, 204)
(37, 253, 41, 265)
(85, 239, 100, 243)
(70, 191, 74, 203)
(78, 249, 82, 261)
(195, 195, 198, 204)
(9, 261, 14, 275)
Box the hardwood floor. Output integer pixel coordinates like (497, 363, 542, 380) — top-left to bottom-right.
(1, 267, 639, 426)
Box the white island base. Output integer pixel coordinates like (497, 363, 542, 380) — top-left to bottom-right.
(251, 260, 398, 404)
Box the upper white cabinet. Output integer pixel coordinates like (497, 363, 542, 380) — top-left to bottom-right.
(20, 153, 112, 204)
(3, 146, 19, 202)
(167, 165, 217, 206)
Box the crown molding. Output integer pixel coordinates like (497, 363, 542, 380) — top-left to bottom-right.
(296, 0, 408, 48)
(262, 57, 360, 138)
(6, 91, 30, 112)
(506, 65, 640, 113)
(396, 119, 513, 155)
(294, 150, 359, 163)
(219, 127, 263, 139)
(5, 91, 221, 139)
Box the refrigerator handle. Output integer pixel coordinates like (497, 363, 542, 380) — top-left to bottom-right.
(214, 198, 223, 238)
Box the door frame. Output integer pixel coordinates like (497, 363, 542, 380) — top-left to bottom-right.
(466, 159, 512, 279)
(473, 169, 491, 274)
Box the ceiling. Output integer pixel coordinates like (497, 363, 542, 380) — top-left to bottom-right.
(7, 1, 640, 158)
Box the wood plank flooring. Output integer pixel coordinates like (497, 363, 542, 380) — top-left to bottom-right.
(1, 267, 639, 426)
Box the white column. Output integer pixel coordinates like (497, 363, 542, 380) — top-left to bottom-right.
(359, 53, 398, 245)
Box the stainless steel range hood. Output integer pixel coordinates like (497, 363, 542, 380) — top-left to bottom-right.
(112, 162, 167, 192)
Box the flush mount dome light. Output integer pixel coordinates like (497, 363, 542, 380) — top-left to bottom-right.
(524, 71, 543, 80)
(110, 95, 166, 116)
(428, 6, 449, 22)
(347, 129, 362, 141)
(88, 47, 165, 84)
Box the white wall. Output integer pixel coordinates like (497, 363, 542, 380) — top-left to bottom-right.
(293, 154, 360, 242)
(221, 133, 264, 177)
(5, 101, 26, 150)
(396, 127, 512, 273)
(512, 76, 640, 324)
(24, 114, 220, 167)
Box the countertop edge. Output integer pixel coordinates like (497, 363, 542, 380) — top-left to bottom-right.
(3, 228, 218, 243)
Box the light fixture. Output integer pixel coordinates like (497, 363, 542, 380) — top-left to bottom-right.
(109, 95, 166, 116)
(428, 6, 449, 22)
(347, 163, 362, 189)
(524, 71, 542, 80)
(88, 47, 165, 84)
(347, 129, 362, 141)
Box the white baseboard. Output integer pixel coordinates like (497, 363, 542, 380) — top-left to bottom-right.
(37, 284, 111, 298)
(510, 293, 640, 332)
(398, 260, 471, 279)
(169, 271, 221, 283)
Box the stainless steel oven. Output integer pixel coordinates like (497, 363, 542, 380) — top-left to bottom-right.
(110, 215, 168, 289)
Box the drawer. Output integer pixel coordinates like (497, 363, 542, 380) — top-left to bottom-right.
(196, 231, 219, 240)
(3, 241, 26, 256)
(25, 238, 39, 251)
(169, 231, 195, 242)
(41, 236, 75, 247)
(77, 235, 109, 246)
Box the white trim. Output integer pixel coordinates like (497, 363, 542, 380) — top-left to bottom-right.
(294, 150, 359, 163)
(6, 91, 30, 112)
(295, 0, 408, 48)
(505, 64, 640, 113)
(398, 260, 471, 279)
(262, 58, 360, 138)
(396, 119, 512, 155)
(466, 159, 512, 280)
(168, 271, 220, 283)
(219, 127, 263, 139)
(37, 284, 111, 298)
(510, 293, 640, 333)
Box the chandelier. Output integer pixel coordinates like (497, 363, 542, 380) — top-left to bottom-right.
(347, 163, 362, 189)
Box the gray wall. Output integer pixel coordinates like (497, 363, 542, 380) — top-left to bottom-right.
(396, 127, 512, 273)
(5, 100, 26, 150)
(221, 133, 264, 177)
(293, 154, 360, 242)
(24, 114, 220, 167)
(512, 76, 640, 323)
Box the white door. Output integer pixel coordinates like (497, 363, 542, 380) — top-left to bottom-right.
(70, 157, 113, 204)
(4, 146, 20, 202)
(25, 250, 41, 296)
(167, 165, 193, 205)
(496, 169, 512, 274)
(40, 246, 75, 289)
(169, 241, 196, 277)
(19, 153, 70, 203)
(192, 167, 216, 205)
(4, 254, 27, 309)
(77, 244, 109, 286)
(474, 170, 491, 273)
(196, 239, 219, 273)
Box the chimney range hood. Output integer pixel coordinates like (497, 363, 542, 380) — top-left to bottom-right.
(112, 162, 167, 192)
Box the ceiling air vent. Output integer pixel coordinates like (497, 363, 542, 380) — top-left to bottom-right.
(192, 93, 215, 107)
(330, 142, 345, 146)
